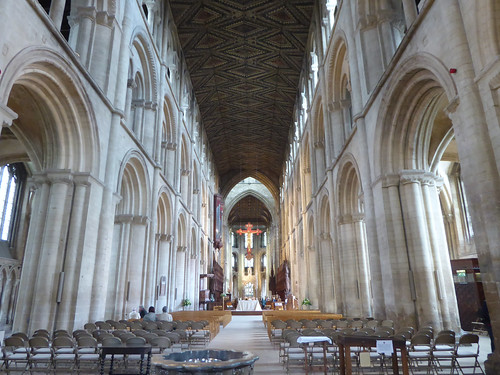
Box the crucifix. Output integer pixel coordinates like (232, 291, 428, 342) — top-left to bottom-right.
(236, 222, 262, 260)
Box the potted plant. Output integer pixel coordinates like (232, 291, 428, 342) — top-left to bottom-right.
(182, 298, 191, 310)
(301, 298, 312, 310)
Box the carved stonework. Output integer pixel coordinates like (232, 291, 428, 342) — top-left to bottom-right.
(166, 142, 177, 151)
(181, 169, 191, 176)
(320, 232, 331, 241)
(177, 246, 187, 252)
(314, 140, 324, 149)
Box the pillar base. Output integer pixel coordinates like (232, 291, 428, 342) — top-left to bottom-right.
(485, 352, 500, 375)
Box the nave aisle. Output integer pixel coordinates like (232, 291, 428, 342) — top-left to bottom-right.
(207, 315, 288, 374)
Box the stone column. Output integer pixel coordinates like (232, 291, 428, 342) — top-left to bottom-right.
(327, 101, 343, 163)
(421, 174, 460, 331)
(113, 215, 132, 318)
(126, 216, 149, 311)
(373, 175, 415, 326)
(69, 6, 96, 67)
(49, 0, 66, 31)
(319, 232, 336, 312)
(13, 178, 49, 333)
(175, 246, 187, 309)
(0, 274, 10, 323)
(28, 171, 74, 332)
(402, 0, 418, 29)
(399, 171, 440, 328)
(156, 234, 172, 310)
(143, 102, 158, 155)
(55, 175, 91, 330)
(305, 245, 320, 309)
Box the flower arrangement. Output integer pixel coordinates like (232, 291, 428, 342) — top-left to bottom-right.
(301, 298, 312, 306)
(182, 298, 191, 307)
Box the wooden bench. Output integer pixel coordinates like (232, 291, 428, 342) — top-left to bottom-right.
(171, 311, 232, 339)
(263, 311, 343, 340)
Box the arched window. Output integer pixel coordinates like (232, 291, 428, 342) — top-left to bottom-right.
(0, 164, 26, 242)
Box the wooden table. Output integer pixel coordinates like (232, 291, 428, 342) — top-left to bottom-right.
(336, 335, 408, 375)
(297, 336, 332, 375)
(99, 345, 152, 375)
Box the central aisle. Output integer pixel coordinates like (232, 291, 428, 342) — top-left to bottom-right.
(207, 315, 285, 374)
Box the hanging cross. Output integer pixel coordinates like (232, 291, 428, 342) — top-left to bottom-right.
(236, 223, 262, 260)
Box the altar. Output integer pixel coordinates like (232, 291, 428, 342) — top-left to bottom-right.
(236, 299, 262, 311)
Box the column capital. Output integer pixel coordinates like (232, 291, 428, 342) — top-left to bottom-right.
(320, 232, 331, 241)
(0, 104, 18, 132)
(399, 170, 426, 185)
(156, 233, 173, 242)
(177, 246, 187, 252)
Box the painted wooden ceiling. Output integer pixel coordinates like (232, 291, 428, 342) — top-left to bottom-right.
(169, 0, 315, 197)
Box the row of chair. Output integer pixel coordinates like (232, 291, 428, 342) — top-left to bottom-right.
(84, 319, 208, 333)
(276, 326, 484, 375)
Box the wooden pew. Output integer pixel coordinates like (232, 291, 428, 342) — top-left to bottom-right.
(262, 311, 343, 340)
(171, 311, 232, 339)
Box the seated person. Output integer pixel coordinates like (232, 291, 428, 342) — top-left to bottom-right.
(143, 306, 157, 322)
(157, 306, 173, 321)
(128, 308, 141, 320)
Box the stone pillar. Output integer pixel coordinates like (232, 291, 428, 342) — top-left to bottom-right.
(69, 6, 96, 67)
(373, 175, 416, 326)
(305, 245, 320, 309)
(143, 102, 157, 154)
(28, 171, 74, 332)
(421, 174, 460, 331)
(399, 171, 441, 328)
(175, 246, 187, 309)
(55, 175, 91, 330)
(402, 0, 418, 29)
(327, 101, 343, 162)
(156, 234, 172, 310)
(127, 216, 149, 311)
(112, 215, 132, 318)
(0, 274, 10, 323)
(49, 0, 66, 31)
(319, 232, 336, 312)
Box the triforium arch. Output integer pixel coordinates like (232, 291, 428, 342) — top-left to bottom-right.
(336, 156, 371, 318)
(126, 30, 158, 150)
(160, 95, 177, 184)
(310, 96, 327, 188)
(326, 33, 352, 151)
(374, 52, 460, 331)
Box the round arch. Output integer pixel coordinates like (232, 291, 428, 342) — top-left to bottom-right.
(0, 46, 99, 174)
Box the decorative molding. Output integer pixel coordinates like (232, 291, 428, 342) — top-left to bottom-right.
(314, 140, 324, 149)
(320, 232, 331, 241)
(177, 246, 187, 252)
(444, 96, 460, 116)
(181, 169, 191, 176)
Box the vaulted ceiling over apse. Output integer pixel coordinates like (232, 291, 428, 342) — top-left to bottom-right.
(168, 0, 315, 200)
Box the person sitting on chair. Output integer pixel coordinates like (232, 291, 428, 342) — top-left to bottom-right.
(157, 306, 173, 321)
(143, 306, 157, 322)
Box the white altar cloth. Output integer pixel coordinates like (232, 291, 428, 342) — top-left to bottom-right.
(236, 299, 262, 311)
